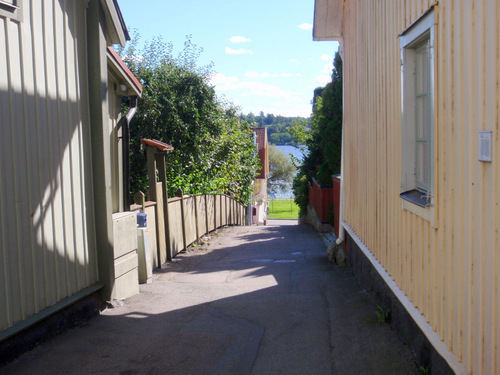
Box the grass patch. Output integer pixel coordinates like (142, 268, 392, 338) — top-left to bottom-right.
(267, 199, 299, 219)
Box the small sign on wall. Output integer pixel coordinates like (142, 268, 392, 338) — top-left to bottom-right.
(479, 131, 492, 162)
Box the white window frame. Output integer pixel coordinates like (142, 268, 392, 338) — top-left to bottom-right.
(0, 0, 22, 21)
(400, 9, 436, 226)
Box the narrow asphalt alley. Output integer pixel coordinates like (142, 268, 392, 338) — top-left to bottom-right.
(1, 220, 418, 375)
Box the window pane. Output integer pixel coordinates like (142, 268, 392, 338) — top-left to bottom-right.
(415, 45, 428, 95)
(416, 141, 429, 188)
(415, 96, 428, 139)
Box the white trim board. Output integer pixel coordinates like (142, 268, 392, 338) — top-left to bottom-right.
(342, 221, 468, 375)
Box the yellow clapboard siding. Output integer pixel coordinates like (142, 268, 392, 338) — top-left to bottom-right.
(340, 0, 499, 373)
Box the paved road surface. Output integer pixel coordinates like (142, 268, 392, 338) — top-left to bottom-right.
(1, 220, 418, 374)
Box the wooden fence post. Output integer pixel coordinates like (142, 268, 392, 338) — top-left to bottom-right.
(146, 146, 157, 201)
(213, 194, 217, 232)
(194, 194, 200, 242)
(231, 198, 234, 225)
(204, 194, 209, 235)
(220, 194, 223, 227)
(141, 139, 174, 265)
(177, 189, 187, 253)
(157, 153, 172, 261)
(134, 191, 146, 212)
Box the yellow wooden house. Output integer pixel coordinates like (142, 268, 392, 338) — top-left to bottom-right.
(314, 1, 499, 374)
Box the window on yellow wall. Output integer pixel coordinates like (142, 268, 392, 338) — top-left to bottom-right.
(400, 9, 436, 226)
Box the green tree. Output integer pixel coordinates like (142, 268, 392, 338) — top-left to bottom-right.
(287, 119, 311, 147)
(267, 145, 296, 195)
(120, 34, 259, 203)
(239, 113, 311, 146)
(293, 52, 343, 215)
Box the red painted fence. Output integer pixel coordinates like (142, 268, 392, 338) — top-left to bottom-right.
(308, 176, 341, 237)
(308, 178, 333, 224)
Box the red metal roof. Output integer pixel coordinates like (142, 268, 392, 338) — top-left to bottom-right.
(140, 139, 174, 151)
(107, 46, 142, 93)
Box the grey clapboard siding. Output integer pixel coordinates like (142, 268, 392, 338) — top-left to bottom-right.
(0, 0, 98, 332)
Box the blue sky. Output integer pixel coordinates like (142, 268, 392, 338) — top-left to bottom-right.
(117, 0, 338, 118)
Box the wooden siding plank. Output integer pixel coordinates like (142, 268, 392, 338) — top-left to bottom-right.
(74, 0, 98, 287)
(35, 0, 58, 308)
(42, 0, 64, 304)
(65, 0, 89, 292)
(55, 0, 75, 299)
(20, 0, 43, 319)
(470, 0, 485, 371)
(5, 17, 26, 325)
(478, 2, 496, 374)
(26, 0, 47, 317)
(0, 16, 14, 330)
(494, 3, 500, 373)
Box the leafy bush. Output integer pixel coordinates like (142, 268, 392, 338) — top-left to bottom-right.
(327, 204, 335, 227)
(293, 52, 342, 215)
(119, 35, 259, 203)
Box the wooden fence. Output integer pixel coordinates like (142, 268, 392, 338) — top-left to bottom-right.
(308, 178, 334, 224)
(307, 176, 341, 236)
(133, 186, 246, 268)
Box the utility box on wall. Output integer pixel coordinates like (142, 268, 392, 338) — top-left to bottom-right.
(112, 212, 139, 300)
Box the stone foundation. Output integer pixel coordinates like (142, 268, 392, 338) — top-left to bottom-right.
(0, 292, 103, 366)
(345, 234, 454, 375)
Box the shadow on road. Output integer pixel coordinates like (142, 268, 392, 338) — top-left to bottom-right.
(1, 221, 418, 375)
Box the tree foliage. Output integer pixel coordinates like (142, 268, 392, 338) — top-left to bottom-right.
(267, 145, 296, 196)
(119, 34, 259, 203)
(240, 113, 310, 146)
(293, 52, 343, 215)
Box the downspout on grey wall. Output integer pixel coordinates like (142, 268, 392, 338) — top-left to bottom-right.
(87, 0, 115, 300)
(121, 96, 138, 211)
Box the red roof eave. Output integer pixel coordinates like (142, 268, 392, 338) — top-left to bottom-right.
(107, 46, 142, 95)
(141, 139, 174, 152)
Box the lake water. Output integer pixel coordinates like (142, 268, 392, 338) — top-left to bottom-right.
(271, 145, 305, 199)
(275, 144, 305, 161)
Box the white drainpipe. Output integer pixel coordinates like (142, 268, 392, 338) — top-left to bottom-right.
(335, 124, 345, 245)
(335, 60, 345, 245)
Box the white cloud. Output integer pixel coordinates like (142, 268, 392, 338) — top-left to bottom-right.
(225, 46, 252, 55)
(210, 73, 311, 116)
(209, 73, 239, 89)
(230, 36, 251, 43)
(243, 71, 298, 80)
(314, 75, 332, 85)
(244, 71, 260, 79)
(321, 62, 334, 74)
(211, 74, 296, 99)
(242, 81, 293, 99)
(298, 23, 313, 30)
(321, 54, 333, 61)
(289, 58, 300, 64)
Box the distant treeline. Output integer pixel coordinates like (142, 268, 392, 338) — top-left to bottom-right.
(240, 112, 310, 145)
